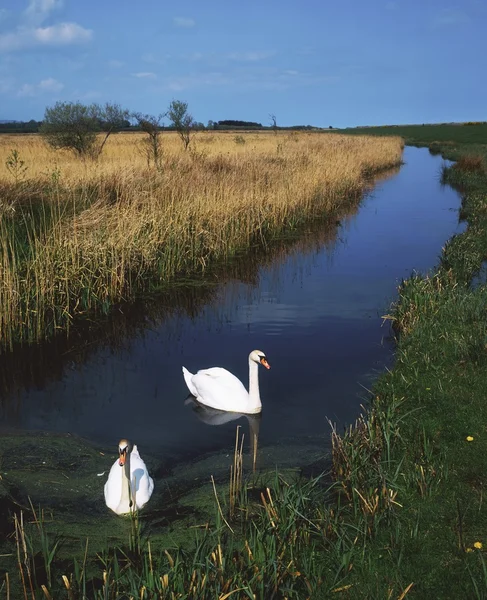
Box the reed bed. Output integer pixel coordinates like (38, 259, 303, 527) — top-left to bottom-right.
(0, 131, 403, 349)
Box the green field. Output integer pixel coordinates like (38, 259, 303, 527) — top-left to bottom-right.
(338, 122, 487, 147)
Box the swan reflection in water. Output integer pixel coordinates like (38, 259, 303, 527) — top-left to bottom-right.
(184, 397, 262, 471)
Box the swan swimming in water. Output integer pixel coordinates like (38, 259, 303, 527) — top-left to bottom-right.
(182, 350, 270, 414)
(104, 439, 154, 515)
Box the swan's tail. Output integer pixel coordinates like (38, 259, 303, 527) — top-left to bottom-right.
(182, 366, 198, 397)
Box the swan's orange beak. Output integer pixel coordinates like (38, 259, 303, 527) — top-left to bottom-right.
(119, 448, 127, 467)
(260, 357, 271, 369)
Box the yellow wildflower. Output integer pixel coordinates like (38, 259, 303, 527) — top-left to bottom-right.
(474, 542, 483, 550)
(466, 548, 473, 553)
(466, 436, 474, 442)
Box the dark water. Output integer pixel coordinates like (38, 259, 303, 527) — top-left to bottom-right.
(0, 147, 462, 468)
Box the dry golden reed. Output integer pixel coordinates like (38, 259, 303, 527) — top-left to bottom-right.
(0, 131, 403, 348)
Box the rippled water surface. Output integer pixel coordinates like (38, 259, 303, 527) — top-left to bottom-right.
(0, 147, 462, 469)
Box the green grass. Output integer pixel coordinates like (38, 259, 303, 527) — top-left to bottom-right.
(337, 122, 487, 147)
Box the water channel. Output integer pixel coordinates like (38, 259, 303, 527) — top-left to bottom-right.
(0, 147, 463, 517)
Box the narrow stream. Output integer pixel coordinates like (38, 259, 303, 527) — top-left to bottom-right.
(0, 147, 462, 473)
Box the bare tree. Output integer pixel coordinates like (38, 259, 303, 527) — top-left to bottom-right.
(132, 112, 164, 169)
(269, 113, 278, 135)
(167, 100, 195, 150)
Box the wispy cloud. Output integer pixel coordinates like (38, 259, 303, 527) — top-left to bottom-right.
(0, 22, 93, 52)
(0, 8, 10, 22)
(433, 8, 470, 27)
(177, 50, 276, 65)
(142, 52, 170, 65)
(24, 0, 63, 25)
(107, 59, 124, 68)
(227, 51, 275, 62)
(35, 22, 92, 44)
(173, 17, 195, 28)
(17, 76, 64, 96)
(162, 68, 337, 93)
(132, 71, 157, 79)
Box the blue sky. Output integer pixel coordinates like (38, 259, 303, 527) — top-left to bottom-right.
(0, 0, 485, 127)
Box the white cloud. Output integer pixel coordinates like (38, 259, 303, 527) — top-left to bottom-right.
(173, 17, 195, 28)
(0, 22, 93, 52)
(132, 71, 157, 79)
(24, 0, 63, 24)
(17, 76, 64, 96)
(35, 22, 92, 44)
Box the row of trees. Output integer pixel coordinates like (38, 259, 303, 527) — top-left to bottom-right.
(39, 100, 197, 163)
(23, 102, 324, 166)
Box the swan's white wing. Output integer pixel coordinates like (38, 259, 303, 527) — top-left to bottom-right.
(182, 366, 198, 397)
(190, 367, 249, 412)
(130, 446, 154, 509)
(104, 459, 123, 512)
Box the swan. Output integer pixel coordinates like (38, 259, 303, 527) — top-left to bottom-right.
(182, 350, 270, 414)
(104, 439, 154, 515)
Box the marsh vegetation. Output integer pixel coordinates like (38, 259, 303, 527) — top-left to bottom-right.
(0, 131, 402, 351)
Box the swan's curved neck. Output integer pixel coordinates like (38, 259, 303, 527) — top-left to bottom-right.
(119, 450, 134, 512)
(248, 358, 262, 413)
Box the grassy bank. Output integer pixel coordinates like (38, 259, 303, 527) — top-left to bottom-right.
(0, 131, 402, 351)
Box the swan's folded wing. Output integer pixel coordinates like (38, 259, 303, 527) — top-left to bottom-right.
(104, 461, 122, 512)
(196, 367, 233, 378)
(131, 453, 154, 509)
(191, 367, 249, 411)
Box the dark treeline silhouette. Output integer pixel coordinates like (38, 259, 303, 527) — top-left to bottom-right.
(215, 120, 263, 129)
(0, 120, 42, 133)
(0, 118, 321, 134)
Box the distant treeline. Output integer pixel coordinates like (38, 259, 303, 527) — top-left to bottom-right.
(0, 118, 323, 134)
(0, 120, 42, 133)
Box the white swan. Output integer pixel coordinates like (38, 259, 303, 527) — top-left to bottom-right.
(182, 350, 270, 414)
(104, 439, 154, 515)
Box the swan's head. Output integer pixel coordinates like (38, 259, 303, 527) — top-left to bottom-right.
(118, 439, 132, 466)
(249, 350, 271, 370)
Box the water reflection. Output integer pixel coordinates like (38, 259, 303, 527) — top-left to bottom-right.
(0, 207, 350, 404)
(185, 397, 261, 471)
